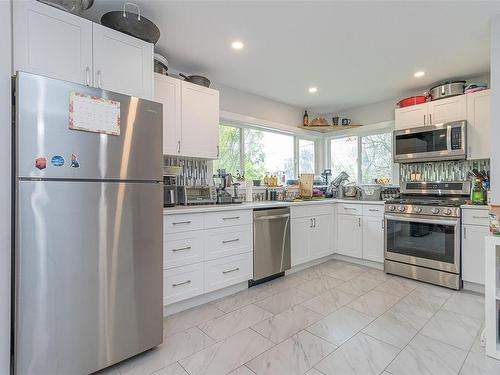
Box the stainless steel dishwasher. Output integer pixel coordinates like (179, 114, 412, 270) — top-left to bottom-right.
(250, 207, 291, 285)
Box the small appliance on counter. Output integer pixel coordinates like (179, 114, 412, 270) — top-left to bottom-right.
(342, 184, 360, 199)
(163, 175, 178, 207)
(326, 171, 350, 198)
(360, 185, 382, 201)
(177, 185, 217, 205)
(214, 169, 234, 204)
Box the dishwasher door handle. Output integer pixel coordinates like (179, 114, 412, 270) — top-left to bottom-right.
(254, 213, 290, 221)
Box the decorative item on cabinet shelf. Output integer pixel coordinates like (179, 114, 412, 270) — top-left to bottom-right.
(179, 73, 211, 88)
(397, 95, 427, 108)
(154, 53, 168, 75)
(464, 82, 488, 94)
(38, 0, 94, 14)
(428, 80, 465, 101)
(101, 2, 161, 44)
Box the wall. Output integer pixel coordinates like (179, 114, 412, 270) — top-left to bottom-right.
(322, 74, 490, 125)
(491, 16, 500, 204)
(0, 1, 11, 373)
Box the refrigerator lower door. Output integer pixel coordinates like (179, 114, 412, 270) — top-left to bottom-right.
(14, 180, 163, 375)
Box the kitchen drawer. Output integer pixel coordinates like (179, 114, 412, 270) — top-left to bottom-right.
(204, 225, 252, 260)
(164, 213, 203, 234)
(338, 203, 363, 216)
(163, 263, 204, 305)
(204, 209, 252, 229)
(164, 231, 204, 269)
(204, 253, 252, 293)
(291, 204, 332, 219)
(363, 204, 384, 217)
(462, 208, 490, 226)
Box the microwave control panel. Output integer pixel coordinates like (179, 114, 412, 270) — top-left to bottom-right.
(450, 127, 462, 150)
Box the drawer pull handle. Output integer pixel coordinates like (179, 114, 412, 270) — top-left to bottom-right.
(173, 221, 192, 225)
(172, 246, 191, 252)
(172, 280, 191, 287)
(222, 238, 240, 244)
(344, 207, 356, 210)
(222, 216, 240, 220)
(472, 216, 489, 220)
(222, 267, 240, 274)
(368, 209, 379, 212)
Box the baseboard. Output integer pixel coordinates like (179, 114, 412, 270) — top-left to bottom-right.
(286, 254, 336, 275)
(463, 281, 485, 294)
(163, 282, 248, 316)
(332, 254, 384, 270)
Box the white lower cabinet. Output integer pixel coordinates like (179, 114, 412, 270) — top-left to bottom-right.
(337, 214, 363, 258)
(462, 224, 489, 285)
(362, 216, 385, 262)
(291, 205, 334, 267)
(163, 263, 204, 305)
(163, 211, 253, 305)
(205, 253, 252, 293)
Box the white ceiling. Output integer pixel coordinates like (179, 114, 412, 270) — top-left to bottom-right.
(86, 1, 499, 113)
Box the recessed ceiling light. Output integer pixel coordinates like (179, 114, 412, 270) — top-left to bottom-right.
(231, 41, 244, 50)
(308, 87, 318, 93)
(414, 71, 425, 78)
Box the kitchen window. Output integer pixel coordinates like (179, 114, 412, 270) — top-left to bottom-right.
(215, 124, 317, 181)
(298, 139, 315, 175)
(329, 131, 394, 184)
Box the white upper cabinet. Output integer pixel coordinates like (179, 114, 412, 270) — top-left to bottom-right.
(180, 81, 220, 159)
(395, 104, 428, 130)
(427, 95, 466, 125)
(395, 95, 467, 130)
(154, 74, 182, 155)
(13, 0, 93, 85)
(92, 24, 153, 99)
(13, 1, 153, 99)
(154, 75, 220, 158)
(467, 89, 491, 160)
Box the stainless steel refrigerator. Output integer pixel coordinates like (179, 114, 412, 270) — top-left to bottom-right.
(12, 72, 163, 375)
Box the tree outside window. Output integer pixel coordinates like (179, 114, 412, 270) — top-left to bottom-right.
(361, 132, 393, 184)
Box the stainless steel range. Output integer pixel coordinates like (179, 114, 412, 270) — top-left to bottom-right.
(384, 181, 470, 290)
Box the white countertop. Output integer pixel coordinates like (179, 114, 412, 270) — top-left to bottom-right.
(164, 198, 385, 215)
(461, 204, 490, 210)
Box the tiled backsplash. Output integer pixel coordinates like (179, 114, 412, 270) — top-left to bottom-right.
(399, 159, 490, 182)
(164, 156, 213, 186)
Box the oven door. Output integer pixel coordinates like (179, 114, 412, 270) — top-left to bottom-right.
(385, 214, 460, 274)
(393, 122, 466, 163)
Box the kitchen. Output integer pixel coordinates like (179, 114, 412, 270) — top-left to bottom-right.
(2, 1, 500, 375)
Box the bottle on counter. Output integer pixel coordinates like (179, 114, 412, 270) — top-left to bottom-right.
(471, 178, 486, 205)
(303, 110, 309, 126)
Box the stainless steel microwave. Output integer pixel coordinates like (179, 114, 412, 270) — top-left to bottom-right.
(393, 120, 467, 163)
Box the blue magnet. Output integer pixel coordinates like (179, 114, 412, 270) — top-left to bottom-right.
(50, 155, 65, 167)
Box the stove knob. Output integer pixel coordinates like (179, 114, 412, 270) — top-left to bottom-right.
(414, 207, 422, 213)
(443, 208, 452, 215)
(398, 206, 406, 212)
(432, 208, 440, 214)
(388, 205, 396, 211)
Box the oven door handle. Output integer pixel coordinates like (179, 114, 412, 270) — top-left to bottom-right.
(384, 214, 459, 227)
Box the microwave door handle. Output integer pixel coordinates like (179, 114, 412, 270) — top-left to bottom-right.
(447, 125, 452, 152)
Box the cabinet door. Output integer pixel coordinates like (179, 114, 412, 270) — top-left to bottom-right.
(291, 217, 311, 266)
(427, 95, 466, 125)
(467, 89, 490, 160)
(154, 74, 182, 155)
(180, 81, 220, 159)
(92, 24, 153, 99)
(310, 214, 333, 260)
(362, 216, 384, 263)
(13, 0, 93, 85)
(395, 104, 428, 130)
(462, 224, 489, 285)
(337, 215, 363, 258)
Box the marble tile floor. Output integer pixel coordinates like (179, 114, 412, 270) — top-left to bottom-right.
(97, 259, 500, 375)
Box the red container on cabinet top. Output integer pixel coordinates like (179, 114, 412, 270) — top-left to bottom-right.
(397, 95, 427, 108)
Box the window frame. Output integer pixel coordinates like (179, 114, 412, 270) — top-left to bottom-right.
(217, 122, 318, 179)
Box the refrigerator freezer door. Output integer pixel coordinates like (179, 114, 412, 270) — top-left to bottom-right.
(14, 180, 163, 375)
(15, 71, 162, 181)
